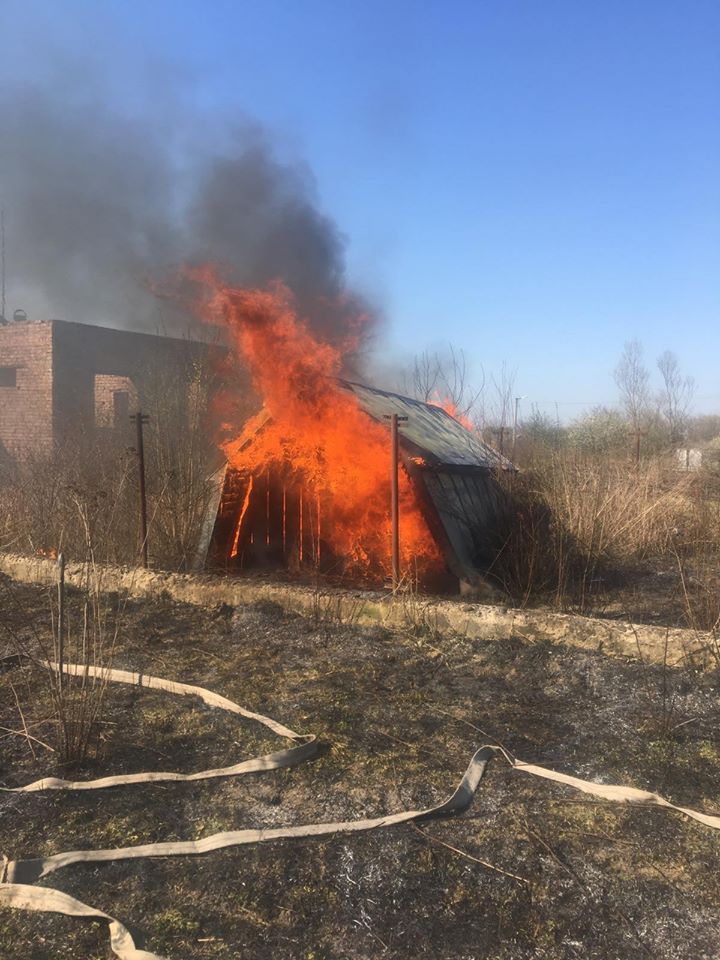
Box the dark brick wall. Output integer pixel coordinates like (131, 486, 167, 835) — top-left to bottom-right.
(0, 319, 215, 460)
(51, 321, 210, 446)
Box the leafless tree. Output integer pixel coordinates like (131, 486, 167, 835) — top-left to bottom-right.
(656, 350, 695, 443)
(614, 339, 650, 433)
(405, 345, 484, 420)
(614, 340, 650, 461)
(408, 350, 442, 402)
(486, 362, 517, 453)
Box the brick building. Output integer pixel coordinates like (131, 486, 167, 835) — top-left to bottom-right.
(0, 317, 210, 462)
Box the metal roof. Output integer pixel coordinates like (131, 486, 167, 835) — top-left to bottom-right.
(339, 380, 509, 471)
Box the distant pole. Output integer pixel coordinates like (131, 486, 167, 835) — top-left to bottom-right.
(132, 412, 150, 568)
(630, 426, 646, 466)
(512, 396, 524, 461)
(57, 552, 65, 692)
(555, 402, 561, 450)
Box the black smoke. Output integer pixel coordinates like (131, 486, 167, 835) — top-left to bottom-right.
(0, 77, 370, 345)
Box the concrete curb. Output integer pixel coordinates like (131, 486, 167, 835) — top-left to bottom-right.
(0, 552, 715, 668)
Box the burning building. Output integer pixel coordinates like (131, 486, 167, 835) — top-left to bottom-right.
(1, 281, 513, 591)
(209, 379, 512, 591)
(190, 272, 513, 592)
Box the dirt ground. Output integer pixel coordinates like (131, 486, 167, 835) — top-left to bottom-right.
(579, 555, 720, 630)
(1, 572, 720, 960)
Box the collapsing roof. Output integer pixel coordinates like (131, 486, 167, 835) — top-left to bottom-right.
(205, 381, 513, 589)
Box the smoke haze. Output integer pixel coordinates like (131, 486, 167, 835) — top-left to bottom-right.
(0, 73, 370, 343)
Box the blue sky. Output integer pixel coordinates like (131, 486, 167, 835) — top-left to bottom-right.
(3, 0, 719, 417)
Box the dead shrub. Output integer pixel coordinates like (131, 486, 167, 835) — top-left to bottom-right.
(0, 434, 137, 564)
(1, 553, 121, 766)
(671, 471, 720, 639)
(488, 454, 706, 612)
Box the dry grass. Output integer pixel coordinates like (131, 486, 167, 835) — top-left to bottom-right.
(0, 436, 137, 563)
(2, 579, 720, 959)
(489, 453, 720, 627)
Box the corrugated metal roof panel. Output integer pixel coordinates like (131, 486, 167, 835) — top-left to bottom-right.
(339, 380, 508, 470)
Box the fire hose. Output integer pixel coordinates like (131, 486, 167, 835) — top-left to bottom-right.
(1, 659, 720, 959)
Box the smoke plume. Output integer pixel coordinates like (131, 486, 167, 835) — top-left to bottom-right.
(0, 76, 370, 346)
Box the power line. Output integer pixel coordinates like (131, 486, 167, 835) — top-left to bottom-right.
(527, 395, 720, 407)
(530, 399, 619, 406)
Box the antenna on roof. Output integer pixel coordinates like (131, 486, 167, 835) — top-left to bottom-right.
(0, 206, 6, 324)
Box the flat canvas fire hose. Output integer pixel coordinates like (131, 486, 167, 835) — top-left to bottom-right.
(1, 659, 720, 959)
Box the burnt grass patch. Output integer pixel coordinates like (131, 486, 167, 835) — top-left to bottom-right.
(1, 573, 720, 959)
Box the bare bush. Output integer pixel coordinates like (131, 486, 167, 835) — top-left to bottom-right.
(488, 454, 701, 611)
(673, 471, 720, 638)
(657, 350, 695, 444)
(1, 555, 121, 766)
(142, 354, 225, 570)
(0, 434, 137, 564)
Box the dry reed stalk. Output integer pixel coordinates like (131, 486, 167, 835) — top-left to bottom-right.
(490, 450, 720, 613)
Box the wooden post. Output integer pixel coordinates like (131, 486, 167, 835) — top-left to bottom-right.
(384, 413, 408, 591)
(132, 412, 150, 568)
(630, 427, 647, 466)
(57, 552, 65, 692)
(391, 414, 400, 590)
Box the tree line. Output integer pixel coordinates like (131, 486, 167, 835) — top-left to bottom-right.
(400, 340, 717, 459)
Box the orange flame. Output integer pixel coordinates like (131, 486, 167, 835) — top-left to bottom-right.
(190, 268, 441, 579)
(36, 547, 59, 560)
(230, 475, 254, 558)
(430, 395, 475, 432)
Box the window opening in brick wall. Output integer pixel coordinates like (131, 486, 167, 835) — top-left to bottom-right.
(113, 390, 130, 427)
(94, 374, 138, 428)
(0, 366, 18, 387)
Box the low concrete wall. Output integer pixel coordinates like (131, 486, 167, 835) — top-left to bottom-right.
(0, 552, 714, 668)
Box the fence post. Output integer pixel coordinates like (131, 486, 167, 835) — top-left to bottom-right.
(57, 552, 65, 692)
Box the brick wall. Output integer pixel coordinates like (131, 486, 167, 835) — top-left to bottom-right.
(0, 318, 229, 462)
(51, 321, 214, 446)
(0, 321, 54, 460)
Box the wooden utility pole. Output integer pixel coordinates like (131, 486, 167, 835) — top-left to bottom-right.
(385, 413, 408, 591)
(630, 427, 647, 466)
(132, 412, 150, 568)
(391, 414, 400, 590)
